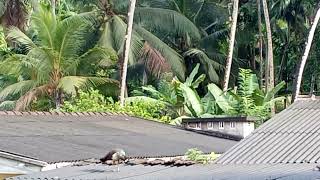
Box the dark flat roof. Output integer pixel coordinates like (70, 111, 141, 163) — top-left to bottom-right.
(0, 112, 237, 163)
(8, 163, 320, 180)
(215, 99, 320, 164)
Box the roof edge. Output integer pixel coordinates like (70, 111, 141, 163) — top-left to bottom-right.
(0, 111, 129, 117)
(0, 151, 48, 167)
(182, 116, 257, 123)
(296, 94, 320, 101)
(178, 127, 242, 141)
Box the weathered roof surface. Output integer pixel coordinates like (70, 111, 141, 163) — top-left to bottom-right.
(0, 112, 237, 163)
(8, 163, 320, 180)
(215, 99, 320, 164)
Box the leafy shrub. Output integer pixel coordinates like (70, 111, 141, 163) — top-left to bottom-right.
(60, 88, 171, 123)
(185, 148, 218, 164)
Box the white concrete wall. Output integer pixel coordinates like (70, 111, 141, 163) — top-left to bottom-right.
(187, 121, 255, 138)
(242, 122, 255, 137)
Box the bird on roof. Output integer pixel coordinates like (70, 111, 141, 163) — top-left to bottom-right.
(100, 149, 127, 172)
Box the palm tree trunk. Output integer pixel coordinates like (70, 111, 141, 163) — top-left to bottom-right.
(292, 7, 320, 102)
(257, 0, 264, 88)
(51, 0, 56, 16)
(262, 0, 276, 115)
(262, 0, 274, 92)
(119, 0, 137, 107)
(223, 0, 239, 92)
(309, 73, 316, 96)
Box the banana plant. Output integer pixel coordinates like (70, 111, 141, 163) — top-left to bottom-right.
(208, 69, 286, 120)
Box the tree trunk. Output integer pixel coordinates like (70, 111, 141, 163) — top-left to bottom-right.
(223, 0, 239, 92)
(292, 7, 320, 102)
(51, 0, 56, 16)
(262, 0, 276, 115)
(257, 0, 264, 88)
(262, 0, 274, 92)
(309, 73, 316, 96)
(119, 0, 137, 107)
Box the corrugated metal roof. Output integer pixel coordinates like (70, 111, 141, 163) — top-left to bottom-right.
(7, 163, 320, 180)
(215, 99, 320, 164)
(0, 113, 236, 163)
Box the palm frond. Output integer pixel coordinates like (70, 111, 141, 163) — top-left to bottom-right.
(77, 46, 118, 74)
(0, 54, 39, 79)
(135, 7, 201, 41)
(184, 48, 223, 83)
(0, 100, 16, 110)
(58, 76, 119, 95)
(6, 27, 36, 50)
(0, 75, 17, 90)
(54, 13, 94, 62)
(80, 47, 118, 67)
(26, 47, 53, 83)
(15, 84, 50, 111)
(99, 15, 143, 65)
(141, 42, 171, 78)
(31, 5, 57, 48)
(0, 56, 23, 76)
(0, 80, 37, 101)
(201, 28, 228, 42)
(135, 26, 186, 80)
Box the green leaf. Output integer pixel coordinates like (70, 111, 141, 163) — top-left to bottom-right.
(135, 26, 186, 80)
(99, 16, 143, 65)
(31, 6, 57, 48)
(180, 83, 204, 117)
(7, 27, 36, 50)
(135, 7, 201, 41)
(264, 81, 285, 103)
(185, 63, 200, 87)
(207, 83, 234, 113)
(184, 49, 223, 83)
(0, 80, 37, 101)
(0, 101, 16, 110)
(58, 76, 119, 95)
(192, 74, 206, 89)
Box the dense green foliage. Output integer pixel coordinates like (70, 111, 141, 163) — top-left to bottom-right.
(0, 0, 318, 126)
(61, 88, 171, 123)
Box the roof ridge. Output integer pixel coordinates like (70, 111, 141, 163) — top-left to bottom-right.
(0, 111, 129, 117)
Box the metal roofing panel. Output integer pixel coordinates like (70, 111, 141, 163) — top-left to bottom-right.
(216, 99, 320, 164)
(8, 163, 320, 180)
(0, 114, 237, 163)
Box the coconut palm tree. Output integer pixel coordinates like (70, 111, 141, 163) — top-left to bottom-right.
(136, 0, 228, 84)
(0, 6, 118, 110)
(257, 0, 264, 87)
(51, 0, 56, 16)
(94, 0, 199, 81)
(67, 0, 226, 84)
(292, 4, 320, 102)
(262, 0, 274, 92)
(223, 0, 239, 91)
(120, 0, 137, 106)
